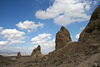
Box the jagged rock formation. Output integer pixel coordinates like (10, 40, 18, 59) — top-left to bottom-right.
(0, 55, 12, 66)
(31, 45, 41, 56)
(37, 5, 100, 67)
(16, 52, 21, 59)
(0, 55, 11, 63)
(1, 5, 100, 67)
(55, 26, 72, 50)
(79, 5, 100, 44)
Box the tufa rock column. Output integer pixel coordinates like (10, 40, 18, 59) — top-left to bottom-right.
(55, 26, 72, 50)
(31, 45, 41, 56)
(16, 52, 21, 59)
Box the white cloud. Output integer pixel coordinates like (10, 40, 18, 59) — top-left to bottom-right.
(75, 26, 85, 39)
(71, 36, 73, 39)
(1, 29, 25, 44)
(0, 33, 55, 55)
(9, 40, 25, 45)
(93, 1, 98, 5)
(28, 45, 37, 50)
(28, 30, 32, 33)
(85, 5, 91, 11)
(31, 33, 51, 43)
(35, 0, 94, 26)
(0, 46, 33, 56)
(31, 33, 55, 53)
(16, 20, 43, 32)
(0, 27, 3, 30)
(75, 33, 80, 39)
(0, 41, 8, 46)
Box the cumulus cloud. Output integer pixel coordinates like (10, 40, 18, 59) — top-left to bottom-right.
(16, 20, 43, 32)
(75, 26, 85, 39)
(35, 0, 96, 26)
(28, 30, 32, 33)
(28, 45, 37, 50)
(0, 41, 8, 46)
(0, 27, 3, 29)
(85, 5, 91, 11)
(0, 46, 33, 56)
(9, 40, 25, 45)
(93, 1, 99, 5)
(1, 29, 25, 44)
(75, 33, 80, 39)
(31, 33, 55, 53)
(31, 33, 51, 44)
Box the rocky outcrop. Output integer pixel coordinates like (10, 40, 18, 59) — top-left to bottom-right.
(79, 5, 100, 44)
(0, 55, 12, 66)
(77, 53, 100, 67)
(16, 52, 21, 59)
(55, 26, 72, 50)
(31, 45, 41, 56)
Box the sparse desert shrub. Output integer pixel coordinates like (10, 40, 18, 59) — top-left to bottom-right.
(92, 63, 98, 67)
(55, 61, 63, 66)
(24, 60, 38, 66)
(85, 51, 90, 55)
(50, 57, 62, 66)
(33, 60, 38, 63)
(6, 62, 10, 65)
(93, 50, 98, 54)
(73, 58, 77, 62)
(50, 59, 57, 64)
(12, 60, 16, 62)
(1, 61, 5, 63)
(27, 64, 33, 67)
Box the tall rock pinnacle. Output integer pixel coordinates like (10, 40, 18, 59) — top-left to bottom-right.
(31, 45, 41, 56)
(55, 26, 72, 50)
(16, 52, 21, 59)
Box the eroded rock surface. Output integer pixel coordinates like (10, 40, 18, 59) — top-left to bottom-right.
(79, 5, 100, 44)
(55, 26, 72, 50)
(31, 45, 41, 56)
(16, 52, 21, 59)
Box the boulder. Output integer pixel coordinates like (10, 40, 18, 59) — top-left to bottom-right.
(16, 52, 21, 59)
(31, 45, 41, 56)
(79, 5, 100, 44)
(55, 26, 72, 50)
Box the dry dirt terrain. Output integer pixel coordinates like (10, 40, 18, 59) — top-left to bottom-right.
(0, 5, 100, 67)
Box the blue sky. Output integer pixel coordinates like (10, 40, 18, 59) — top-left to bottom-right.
(0, 0, 100, 56)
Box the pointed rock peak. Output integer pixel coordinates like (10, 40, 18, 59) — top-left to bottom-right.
(31, 45, 41, 56)
(60, 26, 66, 31)
(37, 45, 41, 50)
(16, 52, 21, 59)
(55, 26, 72, 50)
(60, 26, 68, 32)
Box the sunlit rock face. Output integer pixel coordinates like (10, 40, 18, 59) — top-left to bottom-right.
(31, 45, 41, 56)
(79, 5, 100, 44)
(55, 26, 72, 50)
(16, 52, 21, 59)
